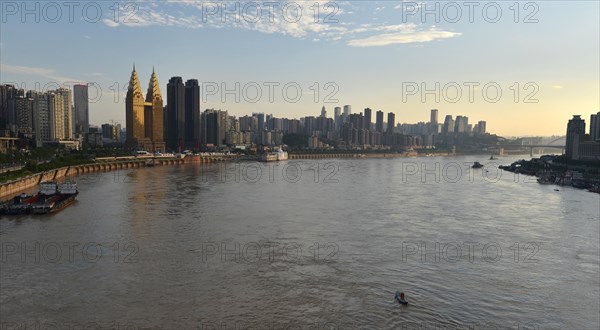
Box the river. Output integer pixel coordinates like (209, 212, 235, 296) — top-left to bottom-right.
(1, 156, 599, 329)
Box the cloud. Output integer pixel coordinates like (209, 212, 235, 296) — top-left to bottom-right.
(99, 1, 461, 47)
(0, 63, 84, 83)
(394, 1, 426, 10)
(102, 19, 120, 28)
(553, 85, 563, 89)
(348, 28, 461, 47)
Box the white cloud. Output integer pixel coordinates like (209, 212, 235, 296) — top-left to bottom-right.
(0, 63, 84, 83)
(102, 19, 120, 28)
(99, 1, 461, 47)
(348, 29, 461, 47)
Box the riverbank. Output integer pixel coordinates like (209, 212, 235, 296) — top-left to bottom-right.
(499, 156, 600, 193)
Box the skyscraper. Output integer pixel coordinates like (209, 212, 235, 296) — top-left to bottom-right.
(386, 112, 395, 145)
(185, 79, 200, 149)
(443, 115, 455, 134)
(15, 92, 34, 134)
(430, 109, 438, 134)
(334, 107, 341, 130)
(591, 112, 600, 141)
(125, 66, 149, 149)
(34, 93, 50, 145)
(364, 108, 372, 130)
(477, 120, 487, 134)
(56, 88, 73, 139)
(566, 115, 585, 160)
(376, 110, 384, 133)
(343, 105, 351, 123)
(125, 65, 164, 151)
(144, 68, 165, 152)
(254, 112, 265, 143)
(386, 112, 395, 134)
(201, 109, 229, 146)
(321, 106, 327, 118)
(48, 92, 65, 141)
(73, 84, 89, 134)
(166, 76, 185, 151)
(454, 115, 468, 133)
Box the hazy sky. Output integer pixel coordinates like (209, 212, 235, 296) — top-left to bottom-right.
(1, 1, 598, 136)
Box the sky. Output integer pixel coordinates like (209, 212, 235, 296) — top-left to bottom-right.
(1, 0, 599, 137)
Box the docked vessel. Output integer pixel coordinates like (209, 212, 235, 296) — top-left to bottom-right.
(472, 162, 484, 169)
(261, 149, 288, 162)
(30, 181, 79, 214)
(3, 193, 39, 215)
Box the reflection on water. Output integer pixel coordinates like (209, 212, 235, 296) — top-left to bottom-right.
(1, 156, 599, 329)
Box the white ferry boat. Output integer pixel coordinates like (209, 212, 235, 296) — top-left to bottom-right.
(261, 149, 289, 162)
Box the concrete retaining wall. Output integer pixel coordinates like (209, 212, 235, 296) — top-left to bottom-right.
(0, 156, 236, 200)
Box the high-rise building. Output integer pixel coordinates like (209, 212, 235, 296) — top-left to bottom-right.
(144, 68, 165, 152)
(343, 105, 351, 123)
(33, 93, 51, 145)
(201, 109, 229, 146)
(430, 109, 438, 134)
(48, 92, 65, 141)
(454, 115, 468, 133)
(364, 108, 372, 130)
(430, 109, 438, 126)
(0, 85, 17, 130)
(386, 112, 395, 134)
(202, 110, 218, 146)
(56, 88, 73, 139)
(566, 115, 585, 160)
(125, 66, 150, 149)
(334, 107, 341, 129)
(443, 115, 455, 134)
(219, 110, 229, 146)
(185, 79, 200, 149)
(476, 120, 487, 134)
(125, 66, 164, 151)
(17, 94, 34, 134)
(321, 106, 327, 118)
(386, 112, 395, 145)
(102, 123, 121, 143)
(73, 84, 89, 134)
(166, 76, 185, 151)
(591, 112, 600, 141)
(376, 110, 384, 133)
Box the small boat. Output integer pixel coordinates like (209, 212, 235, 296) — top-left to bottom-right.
(489, 155, 496, 160)
(472, 162, 484, 169)
(395, 291, 408, 305)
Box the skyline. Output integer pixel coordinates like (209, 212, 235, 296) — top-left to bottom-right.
(1, 1, 599, 136)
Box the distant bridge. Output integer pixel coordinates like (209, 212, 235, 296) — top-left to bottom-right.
(497, 136, 566, 156)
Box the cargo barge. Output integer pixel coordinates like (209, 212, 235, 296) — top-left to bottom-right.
(0, 181, 78, 215)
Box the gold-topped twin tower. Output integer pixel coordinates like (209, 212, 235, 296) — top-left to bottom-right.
(126, 65, 166, 152)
